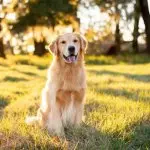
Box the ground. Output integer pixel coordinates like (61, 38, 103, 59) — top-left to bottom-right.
(0, 54, 150, 150)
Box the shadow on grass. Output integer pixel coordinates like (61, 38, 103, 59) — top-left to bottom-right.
(69, 102, 119, 149)
(85, 101, 104, 114)
(15, 59, 48, 70)
(65, 123, 112, 150)
(12, 68, 38, 77)
(0, 132, 63, 150)
(89, 70, 150, 83)
(20, 71, 38, 76)
(87, 74, 150, 103)
(0, 63, 9, 67)
(64, 122, 150, 150)
(69, 101, 150, 150)
(0, 96, 9, 108)
(0, 96, 10, 118)
(1, 118, 149, 149)
(127, 123, 150, 150)
(4, 76, 28, 82)
(1, 100, 149, 149)
(98, 88, 150, 102)
(86, 54, 150, 65)
(86, 57, 117, 65)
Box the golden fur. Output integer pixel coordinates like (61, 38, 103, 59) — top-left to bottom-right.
(26, 33, 87, 135)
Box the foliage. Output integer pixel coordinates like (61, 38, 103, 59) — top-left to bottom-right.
(139, 0, 150, 53)
(0, 55, 150, 149)
(11, 0, 78, 32)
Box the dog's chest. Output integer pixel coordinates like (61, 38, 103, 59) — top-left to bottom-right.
(56, 89, 85, 103)
(61, 70, 85, 91)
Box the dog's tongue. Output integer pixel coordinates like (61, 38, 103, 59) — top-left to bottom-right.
(68, 56, 76, 63)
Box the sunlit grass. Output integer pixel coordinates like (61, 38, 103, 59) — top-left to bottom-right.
(0, 54, 150, 149)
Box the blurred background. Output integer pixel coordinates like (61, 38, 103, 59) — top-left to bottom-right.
(0, 0, 150, 58)
(0, 1, 150, 149)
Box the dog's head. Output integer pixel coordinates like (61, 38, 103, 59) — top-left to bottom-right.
(49, 33, 87, 63)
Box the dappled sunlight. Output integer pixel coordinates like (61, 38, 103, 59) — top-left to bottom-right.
(0, 0, 150, 148)
(86, 60, 150, 138)
(0, 55, 150, 149)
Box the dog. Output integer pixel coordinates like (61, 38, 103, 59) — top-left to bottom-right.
(26, 33, 88, 135)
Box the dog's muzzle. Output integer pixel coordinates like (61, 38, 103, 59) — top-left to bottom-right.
(63, 46, 78, 63)
(63, 54, 78, 63)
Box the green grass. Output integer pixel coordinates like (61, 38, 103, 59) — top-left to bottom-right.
(0, 54, 150, 149)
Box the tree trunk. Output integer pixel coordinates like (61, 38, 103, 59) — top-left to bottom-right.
(132, 0, 140, 53)
(114, 1, 121, 53)
(0, 38, 6, 58)
(34, 40, 47, 56)
(0, 16, 6, 58)
(115, 23, 121, 52)
(139, 0, 150, 54)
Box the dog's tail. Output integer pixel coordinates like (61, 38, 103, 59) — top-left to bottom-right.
(25, 116, 39, 125)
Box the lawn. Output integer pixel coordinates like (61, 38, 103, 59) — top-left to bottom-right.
(0, 54, 150, 150)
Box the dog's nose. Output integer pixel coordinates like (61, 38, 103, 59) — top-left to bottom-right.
(68, 46, 75, 54)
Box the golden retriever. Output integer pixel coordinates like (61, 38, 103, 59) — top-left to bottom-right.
(26, 33, 87, 135)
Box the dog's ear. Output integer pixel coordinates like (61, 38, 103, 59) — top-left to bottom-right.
(79, 34, 88, 53)
(49, 38, 58, 55)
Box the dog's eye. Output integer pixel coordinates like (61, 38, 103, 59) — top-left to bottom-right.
(73, 39, 78, 43)
(61, 41, 66, 44)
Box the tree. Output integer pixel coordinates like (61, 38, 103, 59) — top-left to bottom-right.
(94, 0, 138, 54)
(11, 0, 79, 56)
(139, 0, 150, 54)
(0, 0, 6, 58)
(94, 0, 126, 53)
(114, 1, 121, 53)
(132, 0, 140, 53)
(0, 0, 19, 58)
(0, 19, 6, 58)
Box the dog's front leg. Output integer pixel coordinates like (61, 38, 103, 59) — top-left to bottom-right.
(72, 89, 86, 126)
(74, 102, 84, 126)
(39, 83, 64, 135)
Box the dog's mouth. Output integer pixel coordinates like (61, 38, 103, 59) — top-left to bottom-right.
(63, 54, 78, 63)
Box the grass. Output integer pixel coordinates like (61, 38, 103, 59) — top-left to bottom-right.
(0, 54, 150, 149)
